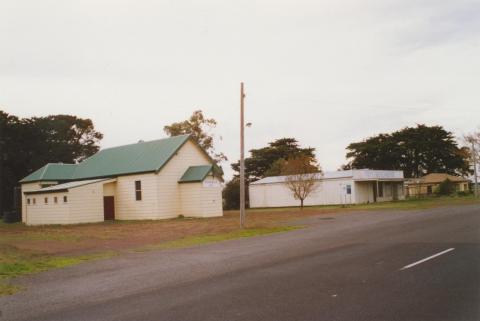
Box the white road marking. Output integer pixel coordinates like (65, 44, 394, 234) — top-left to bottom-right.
(400, 248, 455, 270)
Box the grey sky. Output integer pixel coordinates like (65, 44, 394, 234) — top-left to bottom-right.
(1, 0, 479, 179)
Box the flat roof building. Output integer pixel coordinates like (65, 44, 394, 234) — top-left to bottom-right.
(249, 169, 405, 208)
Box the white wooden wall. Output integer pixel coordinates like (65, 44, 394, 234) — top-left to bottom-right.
(24, 192, 69, 225)
(21, 181, 57, 223)
(23, 182, 104, 225)
(179, 177, 222, 217)
(68, 183, 104, 224)
(155, 140, 213, 219)
(115, 173, 159, 220)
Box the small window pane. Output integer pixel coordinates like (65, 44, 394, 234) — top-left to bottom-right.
(27, 198, 31, 205)
(135, 180, 141, 190)
(63, 196, 68, 203)
(136, 191, 142, 201)
(44, 197, 48, 204)
(346, 185, 352, 195)
(33, 198, 36, 205)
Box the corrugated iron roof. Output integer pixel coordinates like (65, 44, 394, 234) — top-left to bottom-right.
(20, 135, 191, 183)
(19, 163, 77, 183)
(71, 135, 190, 180)
(178, 165, 213, 183)
(24, 178, 112, 194)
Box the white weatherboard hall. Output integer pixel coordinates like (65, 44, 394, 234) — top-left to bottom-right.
(249, 169, 405, 208)
(20, 135, 223, 225)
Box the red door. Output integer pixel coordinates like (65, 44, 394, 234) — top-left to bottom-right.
(103, 196, 115, 220)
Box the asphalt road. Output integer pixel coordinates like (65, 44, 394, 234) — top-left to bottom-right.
(1, 205, 479, 321)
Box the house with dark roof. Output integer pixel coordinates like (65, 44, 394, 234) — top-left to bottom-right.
(20, 135, 223, 225)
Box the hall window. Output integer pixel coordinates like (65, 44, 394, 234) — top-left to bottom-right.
(135, 180, 142, 201)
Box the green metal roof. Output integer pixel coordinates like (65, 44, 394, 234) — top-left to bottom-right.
(178, 165, 214, 183)
(19, 163, 77, 183)
(24, 178, 112, 194)
(20, 135, 192, 183)
(71, 134, 190, 180)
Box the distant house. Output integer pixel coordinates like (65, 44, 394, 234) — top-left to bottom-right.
(249, 169, 405, 208)
(405, 173, 470, 197)
(20, 135, 223, 225)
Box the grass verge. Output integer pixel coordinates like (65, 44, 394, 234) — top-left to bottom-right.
(0, 247, 116, 296)
(0, 226, 301, 296)
(247, 195, 480, 213)
(137, 226, 302, 252)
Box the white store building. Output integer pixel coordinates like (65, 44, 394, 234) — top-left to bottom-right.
(249, 169, 405, 208)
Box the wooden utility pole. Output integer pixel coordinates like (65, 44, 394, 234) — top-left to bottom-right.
(240, 82, 246, 228)
(472, 140, 478, 198)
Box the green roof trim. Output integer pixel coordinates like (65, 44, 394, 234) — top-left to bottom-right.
(178, 165, 214, 183)
(19, 163, 77, 183)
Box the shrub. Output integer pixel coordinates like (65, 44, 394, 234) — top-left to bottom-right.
(436, 179, 456, 196)
(456, 190, 471, 197)
(222, 178, 249, 210)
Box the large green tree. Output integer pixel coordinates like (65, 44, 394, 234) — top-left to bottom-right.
(0, 111, 103, 214)
(345, 124, 470, 178)
(231, 137, 316, 182)
(164, 110, 226, 163)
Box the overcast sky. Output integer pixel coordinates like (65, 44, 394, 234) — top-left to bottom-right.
(1, 0, 479, 178)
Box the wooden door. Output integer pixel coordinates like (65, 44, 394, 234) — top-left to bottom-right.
(103, 196, 115, 220)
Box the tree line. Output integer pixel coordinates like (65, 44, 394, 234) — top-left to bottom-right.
(225, 124, 472, 209)
(0, 111, 103, 213)
(0, 109, 474, 213)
